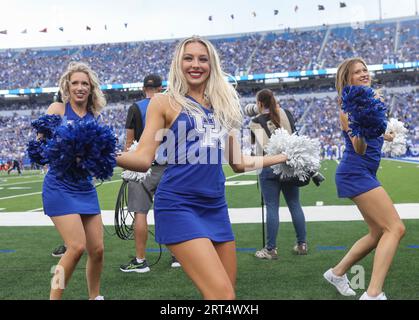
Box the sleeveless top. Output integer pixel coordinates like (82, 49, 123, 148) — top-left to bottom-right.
(157, 98, 228, 198)
(341, 131, 384, 170)
(46, 102, 98, 190)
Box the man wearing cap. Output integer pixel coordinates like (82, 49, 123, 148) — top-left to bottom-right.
(120, 74, 180, 273)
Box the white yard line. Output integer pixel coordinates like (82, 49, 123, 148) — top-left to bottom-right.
(27, 207, 44, 212)
(0, 180, 44, 187)
(0, 179, 123, 201)
(383, 158, 419, 164)
(226, 170, 257, 180)
(0, 191, 42, 200)
(2, 203, 418, 226)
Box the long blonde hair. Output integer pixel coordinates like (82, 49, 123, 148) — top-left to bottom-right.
(59, 61, 106, 114)
(335, 57, 368, 103)
(166, 36, 243, 131)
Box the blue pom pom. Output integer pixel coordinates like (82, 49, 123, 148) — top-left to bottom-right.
(341, 85, 387, 139)
(45, 120, 116, 183)
(31, 114, 62, 139)
(27, 140, 48, 165)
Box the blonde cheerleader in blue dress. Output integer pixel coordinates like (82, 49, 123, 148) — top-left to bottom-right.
(116, 36, 289, 299)
(32, 62, 114, 300)
(323, 57, 405, 300)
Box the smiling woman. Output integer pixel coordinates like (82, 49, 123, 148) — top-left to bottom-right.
(116, 36, 288, 300)
(39, 61, 108, 300)
(323, 57, 406, 301)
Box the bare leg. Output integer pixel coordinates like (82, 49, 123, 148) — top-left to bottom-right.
(332, 208, 383, 276)
(167, 238, 235, 300)
(333, 187, 405, 296)
(50, 214, 86, 300)
(134, 213, 148, 259)
(82, 214, 104, 299)
(214, 241, 237, 288)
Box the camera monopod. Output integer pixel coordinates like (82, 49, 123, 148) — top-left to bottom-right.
(256, 177, 266, 248)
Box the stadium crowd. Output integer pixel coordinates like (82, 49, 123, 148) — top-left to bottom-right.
(1, 88, 417, 167)
(0, 18, 417, 89)
(0, 16, 417, 167)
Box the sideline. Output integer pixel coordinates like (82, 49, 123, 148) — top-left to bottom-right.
(1, 203, 418, 226)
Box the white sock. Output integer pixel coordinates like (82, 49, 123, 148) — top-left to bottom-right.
(136, 258, 144, 263)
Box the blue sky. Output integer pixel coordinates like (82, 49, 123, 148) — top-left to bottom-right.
(0, 0, 417, 49)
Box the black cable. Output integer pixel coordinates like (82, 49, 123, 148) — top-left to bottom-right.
(114, 180, 162, 267)
(115, 180, 135, 240)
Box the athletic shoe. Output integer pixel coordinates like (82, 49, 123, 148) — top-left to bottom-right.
(359, 292, 387, 300)
(323, 268, 356, 296)
(255, 247, 278, 260)
(293, 242, 308, 255)
(120, 258, 150, 273)
(171, 256, 181, 268)
(51, 245, 67, 258)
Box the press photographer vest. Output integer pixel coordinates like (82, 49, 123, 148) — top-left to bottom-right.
(249, 108, 296, 156)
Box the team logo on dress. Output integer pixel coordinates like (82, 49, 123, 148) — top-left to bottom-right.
(193, 113, 226, 149)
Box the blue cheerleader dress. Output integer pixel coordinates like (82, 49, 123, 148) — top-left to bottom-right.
(42, 103, 100, 217)
(153, 99, 233, 245)
(335, 131, 384, 198)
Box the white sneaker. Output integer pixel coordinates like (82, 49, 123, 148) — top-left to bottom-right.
(171, 256, 181, 268)
(359, 292, 387, 300)
(323, 268, 356, 296)
(255, 247, 278, 260)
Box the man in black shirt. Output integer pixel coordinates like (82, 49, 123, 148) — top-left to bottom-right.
(120, 74, 181, 272)
(7, 159, 22, 175)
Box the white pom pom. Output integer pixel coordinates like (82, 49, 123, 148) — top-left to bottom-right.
(121, 169, 151, 182)
(382, 118, 408, 157)
(121, 140, 152, 182)
(265, 128, 321, 181)
(127, 140, 139, 152)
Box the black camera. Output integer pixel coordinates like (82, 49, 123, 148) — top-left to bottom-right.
(311, 171, 325, 187)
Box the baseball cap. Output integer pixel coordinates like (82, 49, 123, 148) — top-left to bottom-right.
(143, 74, 162, 88)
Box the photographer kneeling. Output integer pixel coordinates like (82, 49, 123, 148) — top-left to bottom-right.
(248, 89, 322, 258)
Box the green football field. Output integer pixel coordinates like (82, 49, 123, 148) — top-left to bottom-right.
(0, 159, 418, 300)
(0, 221, 418, 300)
(1, 159, 419, 212)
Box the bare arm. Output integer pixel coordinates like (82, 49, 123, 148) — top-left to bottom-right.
(46, 102, 65, 116)
(339, 110, 367, 155)
(36, 102, 65, 140)
(124, 129, 135, 152)
(116, 96, 167, 172)
(227, 133, 287, 173)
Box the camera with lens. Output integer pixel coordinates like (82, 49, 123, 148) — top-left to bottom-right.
(245, 102, 325, 187)
(311, 171, 325, 187)
(244, 103, 259, 117)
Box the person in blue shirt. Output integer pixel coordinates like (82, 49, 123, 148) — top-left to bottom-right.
(116, 36, 288, 299)
(323, 57, 405, 300)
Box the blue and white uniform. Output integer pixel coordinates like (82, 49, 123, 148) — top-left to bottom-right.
(42, 103, 100, 217)
(153, 98, 233, 244)
(335, 131, 384, 198)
